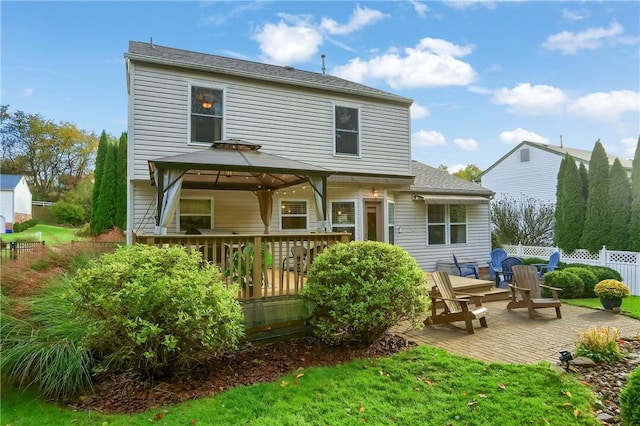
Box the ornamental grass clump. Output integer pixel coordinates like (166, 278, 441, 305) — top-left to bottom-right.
(574, 326, 624, 363)
(594, 279, 630, 299)
(302, 241, 429, 345)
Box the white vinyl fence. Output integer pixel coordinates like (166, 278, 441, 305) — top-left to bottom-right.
(503, 245, 640, 296)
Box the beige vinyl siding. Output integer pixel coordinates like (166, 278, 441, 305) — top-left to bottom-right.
(131, 182, 158, 236)
(480, 147, 563, 204)
(394, 192, 492, 271)
(130, 64, 411, 179)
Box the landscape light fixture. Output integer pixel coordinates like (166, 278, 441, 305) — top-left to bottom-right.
(558, 350, 573, 371)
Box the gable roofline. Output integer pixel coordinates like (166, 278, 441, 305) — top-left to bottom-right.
(407, 160, 494, 196)
(476, 140, 633, 180)
(126, 41, 413, 106)
(0, 174, 26, 191)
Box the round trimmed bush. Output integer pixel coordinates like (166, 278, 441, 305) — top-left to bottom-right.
(589, 266, 623, 282)
(621, 365, 640, 426)
(563, 267, 599, 297)
(71, 244, 244, 377)
(302, 241, 429, 345)
(542, 270, 584, 298)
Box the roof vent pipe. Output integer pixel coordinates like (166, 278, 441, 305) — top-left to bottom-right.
(321, 54, 326, 76)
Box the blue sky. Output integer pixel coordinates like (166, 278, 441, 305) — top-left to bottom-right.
(2, 1, 638, 171)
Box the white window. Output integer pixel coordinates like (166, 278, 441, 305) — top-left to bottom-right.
(334, 105, 359, 156)
(280, 200, 308, 230)
(190, 85, 223, 144)
(179, 197, 213, 232)
(388, 201, 395, 244)
(427, 205, 467, 245)
(331, 201, 356, 234)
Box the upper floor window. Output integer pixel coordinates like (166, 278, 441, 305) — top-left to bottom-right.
(179, 197, 213, 232)
(427, 204, 467, 245)
(331, 201, 356, 234)
(520, 148, 530, 162)
(191, 85, 223, 144)
(335, 105, 359, 156)
(280, 200, 308, 230)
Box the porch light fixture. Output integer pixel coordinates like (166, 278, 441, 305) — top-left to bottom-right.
(371, 188, 379, 198)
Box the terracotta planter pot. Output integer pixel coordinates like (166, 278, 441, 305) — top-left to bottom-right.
(600, 297, 622, 310)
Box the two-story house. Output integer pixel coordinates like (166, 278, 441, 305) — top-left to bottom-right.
(125, 41, 493, 298)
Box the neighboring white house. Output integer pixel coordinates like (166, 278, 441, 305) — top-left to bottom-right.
(477, 140, 633, 205)
(125, 40, 494, 272)
(0, 174, 32, 233)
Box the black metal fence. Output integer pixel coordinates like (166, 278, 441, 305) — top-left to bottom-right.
(0, 241, 46, 265)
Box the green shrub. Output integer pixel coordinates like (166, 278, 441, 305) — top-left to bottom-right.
(12, 219, 38, 233)
(621, 364, 640, 426)
(52, 201, 87, 226)
(589, 266, 623, 282)
(542, 270, 585, 298)
(563, 267, 599, 297)
(0, 280, 94, 401)
(302, 241, 429, 345)
(71, 244, 244, 377)
(574, 326, 624, 363)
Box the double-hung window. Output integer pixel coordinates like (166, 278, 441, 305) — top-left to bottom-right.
(387, 201, 395, 244)
(190, 85, 223, 144)
(334, 105, 359, 156)
(280, 201, 308, 230)
(331, 201, 356, 234)
(427, 205, 467, 245)
(179, 197, 213, 232)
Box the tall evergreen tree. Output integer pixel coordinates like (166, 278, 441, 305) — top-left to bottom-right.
(581, 140, 611, 252)
(608, 159, 631, 250)
(559, 156, 585, 253)
(579, 162, 589, 201)
(115, 132, 127, 230)
(554, 155, 568, 246)
(93, 143, 118, 233)
(629, 138, 640, 251)
(90, 131, 108, 233)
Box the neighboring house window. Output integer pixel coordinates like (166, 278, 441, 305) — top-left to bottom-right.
(280, 200, 308, 230)
(426, 205, 467, 245)
(191, 85, 223, 144)
(179, 197, 213, 231)
(334, 105, 359, 156)
(331, 201, 356, 234)
(388, 201, 395, 244)
(520, 148, 530, 162)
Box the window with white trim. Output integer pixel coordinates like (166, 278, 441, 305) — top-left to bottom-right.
(387, 201, 395, 244)
(427, 204, 467, 245)
(190, 85, 223, 144)
(334, 105, 359, 156)
(179, 197, 213, 232)
(280, 200, 308, 230)
(331, 201, 356, 234)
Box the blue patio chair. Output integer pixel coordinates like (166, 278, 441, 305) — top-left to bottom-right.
(488, 248, 507, 287)
(537, 251, 560, 278)
(499, 256, 523, 288)
(452, 253, 479, 279)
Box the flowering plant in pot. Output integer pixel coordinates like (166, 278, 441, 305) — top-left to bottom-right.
(594, 279, 630, 311)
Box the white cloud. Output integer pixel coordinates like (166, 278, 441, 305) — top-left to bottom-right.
(320, 5, 387, 35)
(562, 8, 590, 21)
(448, 163, 467, 173)
(22, 88, 34, 97)
(410, 1, 428, 17)
(492, 83, 567, 115)
(332, 37, 476, 89)
(412, 130, 446, 147)
(499, 128, 550, 145)
(411, 103, 430, 119)
(443, 1, 496, 10)
(454, 138, 479, 151)
(253, 19, 323, 64)
(468, 85, 491, 95)
(568, 90, 640, 122)
(620, 137, 638, 158)
(542, 21, 628, 55)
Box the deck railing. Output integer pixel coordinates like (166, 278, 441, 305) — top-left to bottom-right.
(136, 232, 351, 300)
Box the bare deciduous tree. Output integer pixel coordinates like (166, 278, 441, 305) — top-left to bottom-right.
(491, 196, 555, 246)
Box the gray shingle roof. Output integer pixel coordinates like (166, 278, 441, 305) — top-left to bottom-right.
(126, 41, 413, 105)
(0, 174, 24, 191)
(410, 161, 494, 195)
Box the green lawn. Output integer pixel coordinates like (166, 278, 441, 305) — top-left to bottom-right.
(1, 345, 598, 426)
(1, 224, 82, 245)
(563, 296, 640, 320)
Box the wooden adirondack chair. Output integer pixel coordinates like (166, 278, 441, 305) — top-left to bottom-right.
(507, 265, 562, 319)
(425, 271, 488, 334)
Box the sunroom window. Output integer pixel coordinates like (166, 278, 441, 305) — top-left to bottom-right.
(179, 198, 213, 232)
(427, 204, 467, 245)
(335, 105, 359, 156)
(280, 201, 308, 230)
(191, 86, 223, 144)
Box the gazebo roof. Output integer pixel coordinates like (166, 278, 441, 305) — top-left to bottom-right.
(148, 139, 333, 191)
